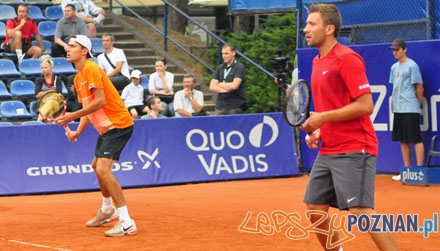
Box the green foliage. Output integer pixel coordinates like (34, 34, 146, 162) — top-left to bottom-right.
(208, 13, 297, 113)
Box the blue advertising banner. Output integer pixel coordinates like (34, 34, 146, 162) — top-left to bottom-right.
(0, 113, 299, 195)
(297, 40, 440, 173)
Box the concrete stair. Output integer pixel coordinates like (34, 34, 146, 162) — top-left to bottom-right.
(96, 12, 216, 113)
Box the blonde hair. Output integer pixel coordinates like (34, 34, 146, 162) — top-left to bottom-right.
(40, 55, 54, 69)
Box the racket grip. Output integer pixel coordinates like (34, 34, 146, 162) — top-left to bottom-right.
(64, 125, 77, 142)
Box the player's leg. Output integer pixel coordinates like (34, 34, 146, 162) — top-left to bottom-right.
(349, 207, 398, 251)
(306, 204, 340, 251)
(304, 155, 341, 251)
(334, 153, 398, 250)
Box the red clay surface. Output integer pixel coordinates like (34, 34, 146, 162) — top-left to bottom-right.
(0, 175, 439, 250)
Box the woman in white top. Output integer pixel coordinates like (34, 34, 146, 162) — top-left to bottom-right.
(148, 57, 175, 117)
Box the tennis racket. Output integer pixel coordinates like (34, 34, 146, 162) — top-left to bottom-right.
(282, 79, 311, 127)
(37, 90, 74, 137)
(282, 79, 311, 174)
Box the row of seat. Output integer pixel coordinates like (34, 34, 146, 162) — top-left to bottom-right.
(0, 79, 69, 100)
(0, 5, 62, 23)
(0, 99, 37, 120)
(0, 120, 44, 126)
(0, 58, 77, 78)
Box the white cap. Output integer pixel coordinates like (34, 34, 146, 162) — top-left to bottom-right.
(69, 35, 93, 58)
(130, 69, 142, 79)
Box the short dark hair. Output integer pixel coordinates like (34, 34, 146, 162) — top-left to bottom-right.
(222, 43, 236, 51)
(102, 33, 114, 41)
(65, 4, 76, 11)
(147, 96, 160, 109)
(183, 73, 197, 83)
(308, 3, 342, 38)
(155, 57, 167, 65)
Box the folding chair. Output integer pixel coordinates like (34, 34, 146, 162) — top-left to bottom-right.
(0, 100, 33, 119)
(27, 5, 47, 22)
(0, 59, 21, 79)
(52, 57, 77, 75)
(45, 5, 63, 21)
(0, 80, 12, 99)
(38, 21, 57, 40)
(9, 79, 36, 99)
(0, 5, 16, 22)
(91, 38, 105, 56)
(19, 58, 43, 77)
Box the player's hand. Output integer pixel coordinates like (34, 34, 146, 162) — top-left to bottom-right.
(65, 129, 78, 142)
(54, 112, 75, 127)
(305, 129, 320, 149)
(300, 112, 325, 133)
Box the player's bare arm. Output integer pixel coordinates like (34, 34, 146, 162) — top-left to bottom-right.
(55, 88, 106, 126)
(301, 92, 373, 132)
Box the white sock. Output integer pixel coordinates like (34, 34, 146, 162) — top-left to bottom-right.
(16, 49, 22, 58)
(118, 205, 131, 223)
(339, 247, 343, 251)
(101, 196, 113, 211)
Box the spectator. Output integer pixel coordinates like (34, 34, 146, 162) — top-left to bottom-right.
(389, 38, 425, 181)
(97, 33, 131, 92)
(66, 74, 82, 117)
(1, 4, 44, 62)
(52, 4, 88, 57)
(62, 0, 105, 38)
(148, 57, 175, 117)
(121, 70, 150, 119)
(34, 55, 63, 122)
(141, 96, 166, 119)
(209, 43, 247, 115)
(174, 74, 205, 117)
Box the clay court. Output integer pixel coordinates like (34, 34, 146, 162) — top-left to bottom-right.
(0, 175, 439, 250)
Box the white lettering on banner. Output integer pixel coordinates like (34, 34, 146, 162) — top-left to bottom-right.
(187, 115, 278, 176)
(431, 94, 440, 131)
(371, 84, 437, 132)
(402, 168, 425, 183)
(26, 162, 134, 176)
(370, 85, 388, 131)
(197, 154, 269, 175)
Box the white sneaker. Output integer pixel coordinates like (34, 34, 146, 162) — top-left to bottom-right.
(94, 14, 105, 26)
(105, 219, 137, 237)
(18, 53, 27, 63)
(86, 207, 119, 227)
(392, 174, 401, 181)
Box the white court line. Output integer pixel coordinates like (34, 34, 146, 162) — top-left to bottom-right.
(1, 237, 72, 251)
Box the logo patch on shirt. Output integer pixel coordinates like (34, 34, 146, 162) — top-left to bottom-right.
(358, 83, 370, 90)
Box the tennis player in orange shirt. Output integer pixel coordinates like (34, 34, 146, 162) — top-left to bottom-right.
(55, 35, 136, 237)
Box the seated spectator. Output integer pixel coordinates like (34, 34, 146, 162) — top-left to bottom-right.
(121, 70, 150, 119)
(97, 33, 130, 92)
(174, 74, 205, 117)
(66, 74, 82, 118)
(141, 96, 166, 119)
(1, 4, 44, 62)
(62, 0, 105, 38)
(52, 4, 88, 57)
(35, 55, 63, 121)
(149, 57, 175, 117)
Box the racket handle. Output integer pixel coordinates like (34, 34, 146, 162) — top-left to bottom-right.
(64, 125, 77, 142)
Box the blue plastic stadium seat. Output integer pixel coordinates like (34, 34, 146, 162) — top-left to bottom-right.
(21, 120, 45, 125)
(24, 0, 52, 7)
(27, 5, 46, 22)
(0, 100, 33, 119)
(29, 100, 38, 116)
(52, 57, 77, 75)
(0, 121, 14, 126)
(19, 58, 43, 77)
(9, 79, 36, 99)
(0, 21, 6, 40)
(38, 21, 57, 40)
(91, 38, 105, 56)
(0, 59, 22, 78)
(140, 75, 149, 91)
(45, 5, 63, 21)
(0, 81, 12, 99)
(0, 5, 16, 22)
(32, 39, 52, 55)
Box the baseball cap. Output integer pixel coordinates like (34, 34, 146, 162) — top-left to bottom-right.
(130, 70, 142, 79)
(69, 35, 94, 58)
(389, 38, 406, 50)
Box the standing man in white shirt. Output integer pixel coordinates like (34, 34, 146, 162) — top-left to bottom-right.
(97, 33, 131, 92)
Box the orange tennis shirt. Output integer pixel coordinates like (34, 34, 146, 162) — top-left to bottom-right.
(74, 60, 134, 135)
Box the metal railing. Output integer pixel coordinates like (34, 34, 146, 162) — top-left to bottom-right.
(108, 0, 275, 79)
